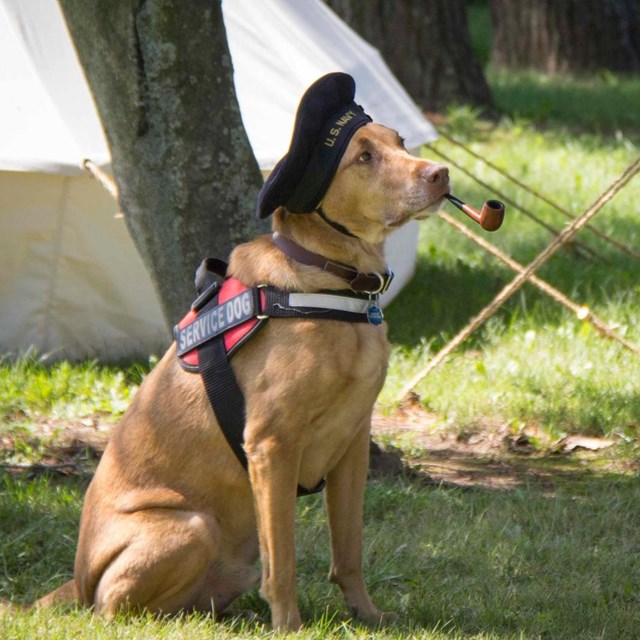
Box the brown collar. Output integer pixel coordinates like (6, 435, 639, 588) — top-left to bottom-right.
(272, 232, 394, 294)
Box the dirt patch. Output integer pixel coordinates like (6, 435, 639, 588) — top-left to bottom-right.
(1, 409, 637, 490)
(0, 418, 111, 476)
(371, 402, 637, 491)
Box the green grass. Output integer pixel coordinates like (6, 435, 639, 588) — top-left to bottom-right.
(2, 474, 640, 639)
(0, 357, 152, 423)
(0, 475, 83, 603)
(381, 117, 640, 438)
(489, 68, 640, 136)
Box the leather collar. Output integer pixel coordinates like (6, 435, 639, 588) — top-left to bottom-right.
(272, 232, 394, 294)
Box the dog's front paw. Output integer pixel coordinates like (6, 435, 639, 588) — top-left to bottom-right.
(271, 608, 303, 632)
(350, 605, 398, 627)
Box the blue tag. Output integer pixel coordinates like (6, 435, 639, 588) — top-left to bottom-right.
(367, 304, 384, 325)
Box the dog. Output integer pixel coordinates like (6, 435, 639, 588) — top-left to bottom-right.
(32, 73, 449, 630)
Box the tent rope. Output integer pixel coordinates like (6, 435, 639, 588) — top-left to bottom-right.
(82, 151, 640, 389)
(426, 144, 608, 264)
(438, 209, 640, 354)
(438, 130, 640, 262)
(83, 159, 119, 199)
(396, 155, 640, 403)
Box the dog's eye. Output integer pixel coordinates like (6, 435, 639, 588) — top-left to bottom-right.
(358, 151, 373, 163)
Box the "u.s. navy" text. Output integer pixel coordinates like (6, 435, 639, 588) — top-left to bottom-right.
(324, 110, 357, 147)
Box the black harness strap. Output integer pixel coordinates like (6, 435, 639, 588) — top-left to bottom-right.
(183, 252, 387, 498)
(199, 334, 249, 470)
(195, 282, 326, 497)
(199, 336, 325, 496)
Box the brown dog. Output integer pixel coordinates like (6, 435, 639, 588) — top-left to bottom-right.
(35, 119, 449, 629)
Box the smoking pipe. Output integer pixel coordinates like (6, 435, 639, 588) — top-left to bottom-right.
(445, 193, 505, 231)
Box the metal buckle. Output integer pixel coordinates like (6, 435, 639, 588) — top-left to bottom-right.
(350, 267, 394, 295)
(256, 284, 269, 319)
(380, 266, 394, 294)
(369, 271, 386, 295)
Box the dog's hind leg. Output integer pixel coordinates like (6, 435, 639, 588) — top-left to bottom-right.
(90, 509, 240, 617)
(325, 422, 388, 625)
(191, 533, 260, 614)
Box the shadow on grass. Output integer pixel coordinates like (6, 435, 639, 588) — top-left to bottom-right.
(2, 463, 639, 639)
(489, 68, 640, 138)
(385, 206, 640, 351)
(0, 473, 85, 603)
(385, 255, 508, 349)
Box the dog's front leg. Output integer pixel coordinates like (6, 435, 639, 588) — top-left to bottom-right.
(246, 436, 302, 631)
(325, 422, 387, 625)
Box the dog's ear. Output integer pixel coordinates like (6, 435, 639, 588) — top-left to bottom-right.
(255, 72, 371, 220)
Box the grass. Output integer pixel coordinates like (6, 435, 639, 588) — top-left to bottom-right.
(0, 475, 83, 603)
(488, 68, 640, 136)
(381, 117, 640, 439)
(0, 357, 152, 424)
(2, 473, 640, 639)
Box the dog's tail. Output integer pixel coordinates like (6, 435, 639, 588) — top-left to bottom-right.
(35, 579, 79, 608)
(1, 579, 79, 615)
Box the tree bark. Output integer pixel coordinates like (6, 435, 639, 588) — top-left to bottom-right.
(59, 0, 265, 327)
(325, 0, 492, 112)
(489, 0, 640, 73)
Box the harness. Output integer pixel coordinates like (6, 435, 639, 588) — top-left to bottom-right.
(174, 237, 393, 495)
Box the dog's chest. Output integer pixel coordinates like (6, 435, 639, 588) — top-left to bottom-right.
(273, 321, 390, 482)
(339, 322, 390, 381)
(233, 316, 390, 488)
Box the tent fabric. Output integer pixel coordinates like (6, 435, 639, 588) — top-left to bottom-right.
(0, 0, 437, 173)
(0, 172, 169, 359)
(224, 0, 437, 169)
(0, 0, 437, 360)
(0, 0, 109, 173)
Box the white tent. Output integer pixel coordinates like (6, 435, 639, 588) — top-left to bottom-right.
(0, 0, 438, 360)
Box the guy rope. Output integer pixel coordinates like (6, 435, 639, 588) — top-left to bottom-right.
(397, 155, 640, 403)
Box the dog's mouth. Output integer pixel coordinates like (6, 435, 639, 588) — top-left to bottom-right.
(387, 192, 448, 228)
(414, 194, 448, 220)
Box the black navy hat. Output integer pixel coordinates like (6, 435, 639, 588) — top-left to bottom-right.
(255, 72, 372, 219)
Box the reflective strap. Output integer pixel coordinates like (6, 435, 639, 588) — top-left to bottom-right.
(287, 292, 371, 314)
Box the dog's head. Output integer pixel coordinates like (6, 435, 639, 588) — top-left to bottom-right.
(255, 72, 449, 243)
(318, 123, 449, 243)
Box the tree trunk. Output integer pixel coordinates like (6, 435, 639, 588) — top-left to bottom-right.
(489, 0, 640, 73)
(325, 0, 492, 112)
(59, 0, 265, 327)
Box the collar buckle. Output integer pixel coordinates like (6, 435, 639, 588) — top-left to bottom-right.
(350, 266, 394, 294)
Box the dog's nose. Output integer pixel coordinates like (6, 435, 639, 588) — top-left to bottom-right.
(420, 163, 449, 185)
